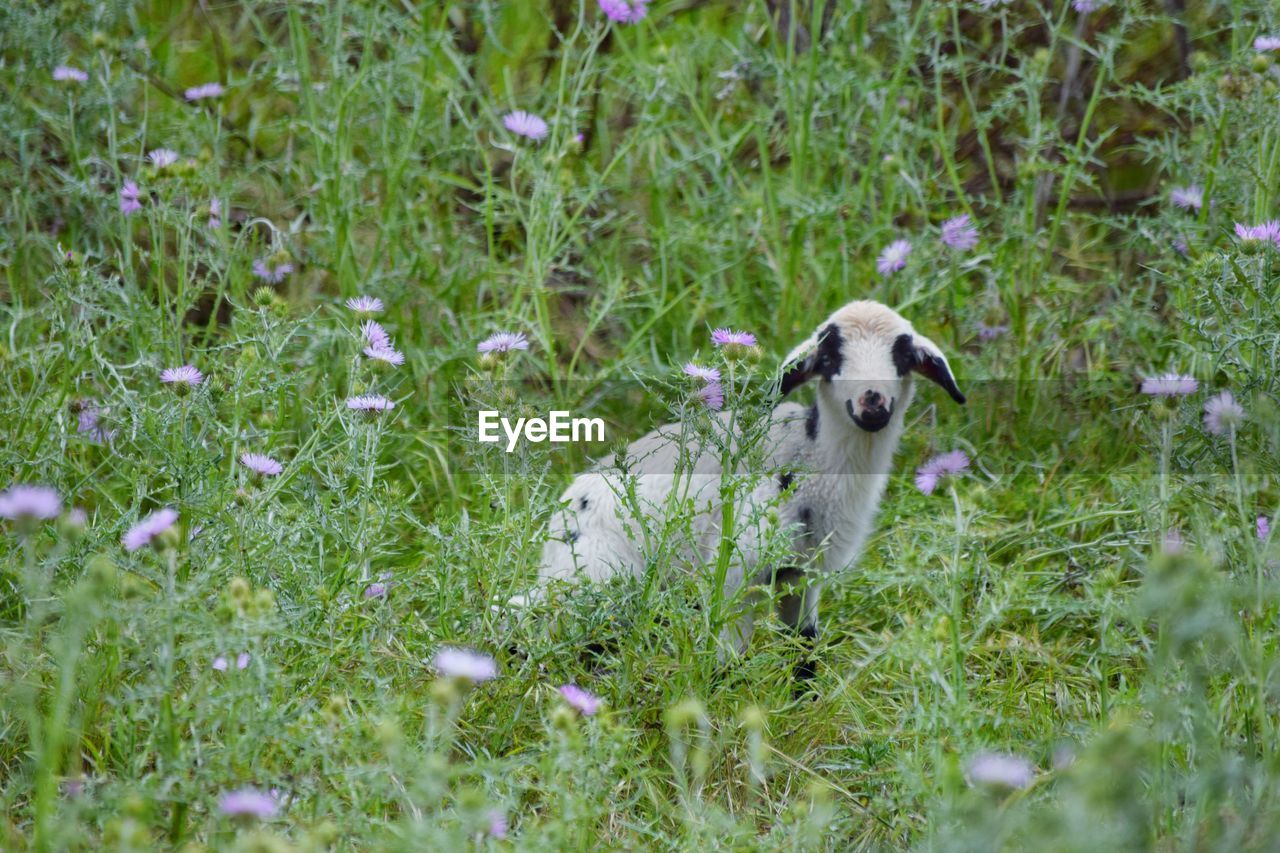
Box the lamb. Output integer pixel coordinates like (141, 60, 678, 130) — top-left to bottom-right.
(521, 300, 966, 659)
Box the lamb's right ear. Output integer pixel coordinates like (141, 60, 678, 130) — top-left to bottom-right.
(778, 333, 819, 396)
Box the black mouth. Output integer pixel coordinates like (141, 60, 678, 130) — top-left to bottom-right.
(847, 398, 893, 432)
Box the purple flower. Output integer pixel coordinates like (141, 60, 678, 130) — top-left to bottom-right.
(252, 258, 294, 283)
(1169, 185, 1203, 211)
(208, 198, 222, 230)
(966, 752, 1034, 789)
(558, 684, 602, 715)
(122, 507, 179, 552)
(213, 652, 250, 672)
(1203, 391, 1244, 436)
(1163, 528, 1185, 555)
(477, 331, 530, 353)
(362, 320, 391, 351)
(975, 322, 1008, 341)
(76, 402, 115, 444)
(364, 581, 388, 599)
(119, 180, 143, 216)
(0, 485, 63, 521)
(240, 453, 283, 477)
(161, 365, 204, 387)
(53, 65, 88, 83)
(67, 507, 88, 528)
(696, 381, 725, 411)
(487, 810, 508, 840)
(347, 295, 384, 314)
(1260, 516, 1272, 541)
(184, 82, 225, 101)
(364, 346, 405, 366)
(682, 362, 721, 383)
(940, 215, 979, 251)
(710, 328, 757, 347)
(876, 239, 911, 276)
(1255, 36, 1280, 52)
(914, 450, 970, 495)
(503, 111, 549, 141)
(1234, 221, 1280, 247)
(218, 788, 278, 819)
(345, 395, 395, 413)
(147, 149, 179, 169)
(238, 651, 251, 669)
(1140, 373, 1197, 396)
(1072, 0, 1101, 11)
(598, 0, 650, 23)
(433, 647, 498, 682)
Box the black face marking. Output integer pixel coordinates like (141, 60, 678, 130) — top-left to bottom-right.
(805, 404, 819, 439)
(778, 471, 794, 493)
(813, 323, 844, 381)
(579, 497, 589, 510)
(891, 333, 916, 376)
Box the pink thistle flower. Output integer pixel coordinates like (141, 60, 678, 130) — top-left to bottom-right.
(212, 656, 227, 671)
(1140, 373, 1197, 396)
(558, 684, 602, 715)
(76, 402, 115, 444)
(433, 647, 498, 682)
(940, 215, 979, 251)
(598, 0, 650, 23)
(975, 322, 1008, 341)
(710, 328, 756, 347)
(966, 752, 1034, 789)
(487, 810, 508, 840)
(237, 652, 250, 669)
(1255, 36, 1280, 52)
(1169, 185, 1203, 211)
(67, 507, 88, 528)
(213, 652, 250, 672)
(1163, 528, 1185, 555)
(696, 381, 725, 411)
(876, 239, 911, 276)
(1072, 0, 1101, 11)
(914, 450, 970, 495)
(503, 110, 549, 141)
(1203, 391, 1244, 436)
(363, 581, 388, 599)
(0, 485, 63, 521)
(122, 507, 179, 552)
(682, 362, 721, 383)
(119, 180, 143, 216)
(477, 331, 530, 353)
(1234, 221, 1280, 247)
(147, 149, 179, 169)
(240, 453, 283, 477)
(361, 320, 391, 351)
(346, 295, 384, 314)
(1259, 516, 1272, 541)
(161, 365, 204, 387)
(252, 258, 294, 283)
(208, 198, 222, 230)
(218, 788, 278, 819)
(53, 65, 88, 83)
(184, 82, 225, 101)
(364, 347, 405, 366)
(345, 395, 395, 413)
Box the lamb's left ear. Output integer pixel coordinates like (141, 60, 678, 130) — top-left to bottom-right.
(892, 333, 966, 404)
(778, 332, 820, 396)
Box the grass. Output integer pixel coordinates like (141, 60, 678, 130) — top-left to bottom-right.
(2, 0, 1280, 848)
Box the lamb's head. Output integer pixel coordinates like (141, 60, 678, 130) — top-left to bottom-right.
(780, 301, 965, 434)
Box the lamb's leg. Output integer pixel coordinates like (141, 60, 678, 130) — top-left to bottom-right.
(777, 569, 821, 684)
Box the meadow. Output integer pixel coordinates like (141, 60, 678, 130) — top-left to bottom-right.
(2, 0, 1280, 848)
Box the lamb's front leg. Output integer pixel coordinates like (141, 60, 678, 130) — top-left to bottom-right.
(777, 569, 822, 683)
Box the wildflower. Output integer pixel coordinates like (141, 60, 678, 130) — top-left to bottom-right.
(361, 320, 391, 351)
(213, 652, 250, 671)
(976, 322, 1008, 341)
(502, 110, 549, 141)
(364, 346, 405, 366)
(477, 331, 530, 353)
(1163, 528, 1185, 555)
(433, 647, 498, 683)
(252, 257, 294, 284)
(346, 295, 384, 314)
(696, 381, 725, 411)
(1169, 185, 1203, 211)
(122, 507, 179, 552)
(1260, 516, 1272, 541)
(1072, 0, 1101, 11)
(1202, 391, 1244, 436)
(208, 198, 222, 230)
(682, 362, 721, 383)
(558, 684, 602, 716)
(914, 450, 970, 495)
(218, 788, 278, 819)
(184, 82, 225, 101)
(53, 65, 88, 83)
(487, 810, 508, 840)
(940, 215, 979, 251)
(598, 0, 650, 23)
(240, 453, 283, 477)
(966, 752, 1035, 789)
(67, 508, 88, 528)
(1255, 36, 1280, 52)
(364, 582, 388, 599)
(1139, 373, 1197, 396)
(0, 485, 63, 521)
(710, 329, 757, 347)
(76, 402, 114, 444)
(147, 149, 179, 169)
(876, 239, 911, 276)
(160, 365, 204, 387)
(345, 395, 395, 413)
(119, 180, 143, 216)
(1234, 221, 1280, 248)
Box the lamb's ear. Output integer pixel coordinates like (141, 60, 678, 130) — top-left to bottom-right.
(892, 333, 966, 404)
(779, 333, 819, 396)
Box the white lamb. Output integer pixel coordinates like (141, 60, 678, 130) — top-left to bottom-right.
(522, 300, 966, 659)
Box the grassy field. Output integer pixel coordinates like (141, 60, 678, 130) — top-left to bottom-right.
(3, 0, 1280, 848)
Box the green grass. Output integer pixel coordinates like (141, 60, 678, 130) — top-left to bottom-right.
(2, 0, 1280, 848)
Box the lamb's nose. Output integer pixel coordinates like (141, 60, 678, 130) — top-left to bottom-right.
(861, 390, 883, 409)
